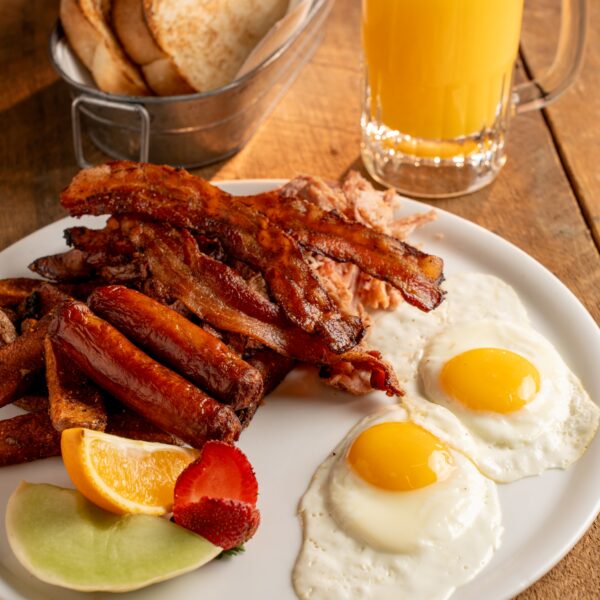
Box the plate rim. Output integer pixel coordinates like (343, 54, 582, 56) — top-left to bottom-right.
(0, 177, 598, 600)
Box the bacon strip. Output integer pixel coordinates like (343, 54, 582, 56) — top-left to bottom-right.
(18, 218, 402, 397)
(65, 218, 137, 257)
(130, 223, 402, 396)
(133, 224, 340, 356)
(240, 190, 444, 311)
(51, 301, 241, 448)
(89, 285, 264, 410)
(24, 282, 104, 316)
(29, 249, 95, 282)
(61, 161, 364, 354)
(36, 283, 73, 314)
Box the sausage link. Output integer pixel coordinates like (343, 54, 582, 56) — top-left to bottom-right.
(89, 285, 263, 410)
(52, 301, 241, 448)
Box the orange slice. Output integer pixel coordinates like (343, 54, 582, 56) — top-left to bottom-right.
(61, 428, 199, 516)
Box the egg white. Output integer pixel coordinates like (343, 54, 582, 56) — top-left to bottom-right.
(370, 273, 600, 483)
(292, 407, 502, 600)
(369, 273, 528, 393)
(413, 319, 600, 482)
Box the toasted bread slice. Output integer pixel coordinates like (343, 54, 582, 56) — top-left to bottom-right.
(112, 0, 194, 96)
(60, 0, 150, 96)
(143, 0, 289, 93)
(60, 0, 98, 70)
(141, 58, 195, 96)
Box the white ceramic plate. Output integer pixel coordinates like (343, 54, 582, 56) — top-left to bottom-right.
(0, 180, 599, 600)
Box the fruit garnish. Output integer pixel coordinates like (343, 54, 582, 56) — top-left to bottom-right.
(61, 427, 199, 515)
(5, 482, 220, 592)
(175, 497, 260, 551)
(174, 440, 258, 504)
(173, 441, 260, 549)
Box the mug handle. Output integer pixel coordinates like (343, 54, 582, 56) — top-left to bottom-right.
(514, 0, 587, 113)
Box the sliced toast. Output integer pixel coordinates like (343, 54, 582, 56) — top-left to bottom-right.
(143, 0, 289, 93)
(111, 0, 194, 96)
(60, 0, 150, 96)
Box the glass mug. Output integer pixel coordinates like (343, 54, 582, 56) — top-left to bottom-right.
(361, 0, 587, 198)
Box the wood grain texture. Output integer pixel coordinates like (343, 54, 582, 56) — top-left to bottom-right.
(520, 0, 600, 252)
(0, 0, 598, 597)
(0, 0, 73, 250)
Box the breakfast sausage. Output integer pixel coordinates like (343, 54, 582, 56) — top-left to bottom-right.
(88, 285, 263, 410)
(51, 301, 241, 448)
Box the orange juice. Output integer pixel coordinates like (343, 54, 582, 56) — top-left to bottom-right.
(362, 0, 524, 140)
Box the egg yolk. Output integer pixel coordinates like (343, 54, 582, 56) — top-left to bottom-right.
(440, 348, 540, 414)
(347, 421, 454, 491)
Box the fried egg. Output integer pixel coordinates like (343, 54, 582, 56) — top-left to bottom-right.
(293, 407, 502, 600)
(371, 273, 600, 483)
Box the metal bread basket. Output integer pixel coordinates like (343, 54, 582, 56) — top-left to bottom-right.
(50, 0, 332, 168)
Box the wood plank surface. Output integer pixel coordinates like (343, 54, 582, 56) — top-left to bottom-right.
(0, 1, 598, 598)
(521, 0, 600, 252)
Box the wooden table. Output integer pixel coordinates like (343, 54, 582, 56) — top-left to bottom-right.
(0, 1, 598, 597)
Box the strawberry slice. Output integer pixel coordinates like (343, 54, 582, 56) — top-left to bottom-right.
(174, 441, 258, 506)
(173, 441, 260, 549)
(174, 497, 260, 550)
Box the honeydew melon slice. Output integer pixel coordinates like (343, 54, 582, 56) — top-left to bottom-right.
(6, 482, 221, 592)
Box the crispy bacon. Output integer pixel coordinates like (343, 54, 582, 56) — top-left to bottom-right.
(61, 161, 364, 354)
(128, 223, 401, 396)
(19, 216, 403, 397)
(36, 282, 73, 315)
(320, 349, 400, 396)
(29, 247, 143, 285)
(240, 189, 444, 311)
(65, 218, 137, 257)
(29, 249, 95, 282)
